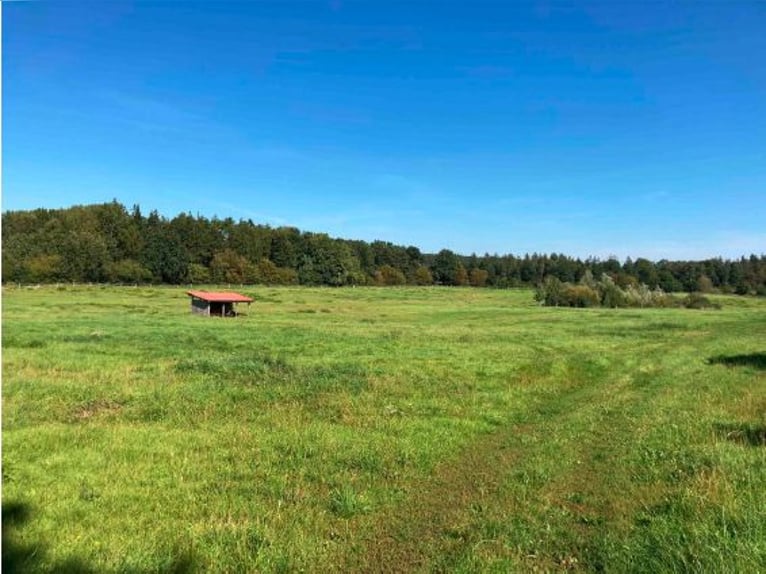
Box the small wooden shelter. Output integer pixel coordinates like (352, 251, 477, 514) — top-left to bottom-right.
(186, 290, 253, 317)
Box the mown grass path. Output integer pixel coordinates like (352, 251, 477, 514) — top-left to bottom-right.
(333, 349, 665, 572)
(345, 415, 526, 573)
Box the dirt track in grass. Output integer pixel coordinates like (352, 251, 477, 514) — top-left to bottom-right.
(344, 424, 525, 573)
(335, 373, 644, 573)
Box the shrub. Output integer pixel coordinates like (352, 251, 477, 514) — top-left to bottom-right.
(535, 274, 717, 310)
(681, 293, 720, 309)
(535, 276, 564, 306)
(624, 284, 653, 307)
(561, 284, 601, 308)
(649, 287, 679, 308)
(599, 274, 626, 308)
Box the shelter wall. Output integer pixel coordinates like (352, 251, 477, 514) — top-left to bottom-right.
(191, 298, 210, 315)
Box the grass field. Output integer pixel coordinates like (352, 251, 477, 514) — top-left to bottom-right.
(3, 285, 766, 573)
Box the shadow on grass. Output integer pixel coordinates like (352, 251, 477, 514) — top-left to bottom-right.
(2, 501, 196, 573)
(2, 501, 93, 574)
(708, 352, 766, 370)
(713, 423, 766, 447)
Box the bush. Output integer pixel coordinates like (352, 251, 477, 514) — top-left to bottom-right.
(535, 276, 564, 306)
(561, 284, 601, 308)
(624, 284, 653, 307)
(649, 288, 679, 308)
(599, 274, 626, 308)
(535, 274, 718, 310)
(681, 293, 720, 309)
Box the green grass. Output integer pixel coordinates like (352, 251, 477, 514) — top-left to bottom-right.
(3, 285, 766, 572)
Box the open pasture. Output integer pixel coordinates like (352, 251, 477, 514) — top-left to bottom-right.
(3, 286, 766, 572)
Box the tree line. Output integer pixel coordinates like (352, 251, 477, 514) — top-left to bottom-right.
(2, 201, 765, 294)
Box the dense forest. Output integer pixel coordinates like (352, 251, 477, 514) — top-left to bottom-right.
(2, 201, 765, 294)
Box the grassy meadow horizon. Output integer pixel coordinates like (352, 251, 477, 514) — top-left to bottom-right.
(2, 284, 765, 572)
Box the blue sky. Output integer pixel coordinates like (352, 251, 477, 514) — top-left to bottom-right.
(4, 1, 765, 260)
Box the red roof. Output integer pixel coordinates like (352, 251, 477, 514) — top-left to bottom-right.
(187, 290, 253, 303)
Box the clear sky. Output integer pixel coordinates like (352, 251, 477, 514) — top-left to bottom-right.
(4, 1, 765, 260)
